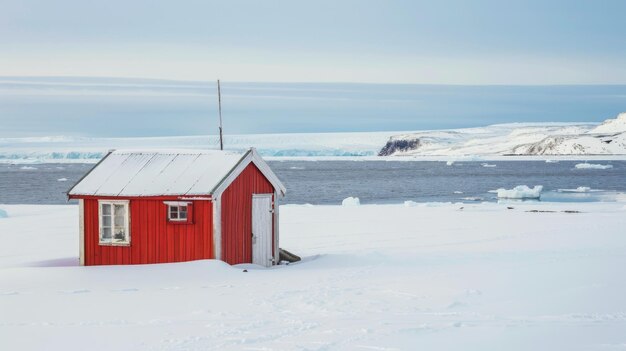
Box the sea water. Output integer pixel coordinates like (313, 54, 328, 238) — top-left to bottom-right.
(1, 161, 625, 205)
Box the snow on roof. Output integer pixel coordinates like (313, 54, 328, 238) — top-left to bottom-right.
(68, 149, 250, 197)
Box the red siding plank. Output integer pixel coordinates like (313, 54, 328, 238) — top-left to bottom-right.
(142, 201, 148, 264)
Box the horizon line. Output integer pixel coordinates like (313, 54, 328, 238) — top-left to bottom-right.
(2, 75, 626, 87)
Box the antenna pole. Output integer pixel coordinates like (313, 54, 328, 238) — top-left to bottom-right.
(217, 79, 224, 150)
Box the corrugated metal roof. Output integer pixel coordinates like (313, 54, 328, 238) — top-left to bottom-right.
(68, 149, 247, 197)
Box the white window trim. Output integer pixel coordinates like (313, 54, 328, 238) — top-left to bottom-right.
(164, 201, 192, 206)
(98, 200, 130, 246)
(167, 203, 189, 222)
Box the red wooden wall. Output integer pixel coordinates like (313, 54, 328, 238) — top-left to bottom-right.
(221, 163, 274, 265)
(82, 198, 213, 265)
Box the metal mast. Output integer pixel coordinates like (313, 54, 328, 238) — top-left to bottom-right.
(217, 79, 224, 150)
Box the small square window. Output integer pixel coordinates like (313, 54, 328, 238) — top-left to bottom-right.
(167, 203, 190, 223)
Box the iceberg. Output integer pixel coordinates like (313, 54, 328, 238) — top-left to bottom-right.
(342, 197, 361, 206)
(496, 185, 543, 199)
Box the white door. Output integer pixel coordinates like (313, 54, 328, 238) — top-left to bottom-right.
(252, 194, 273, 267)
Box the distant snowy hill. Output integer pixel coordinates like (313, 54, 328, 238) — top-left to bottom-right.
(2, 113, 626, 163)
(380, 112, 626, 156)
(588, 112, 626, 134)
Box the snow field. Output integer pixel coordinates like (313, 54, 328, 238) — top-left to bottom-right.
(1, 202, 626, 350)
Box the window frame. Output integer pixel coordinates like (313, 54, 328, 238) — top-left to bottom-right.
(165, 201, 193, 224)
(98, 200, 130, 246)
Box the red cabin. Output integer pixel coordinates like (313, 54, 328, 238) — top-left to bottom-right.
(68, 148, 286, 267)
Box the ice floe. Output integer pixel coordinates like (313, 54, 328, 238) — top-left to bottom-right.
(575, 163, 613, 170)
(558, 187, 593, 193)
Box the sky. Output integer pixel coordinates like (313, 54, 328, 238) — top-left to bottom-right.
(1, 0, 626, 85)
(1, 1, 626, 137)
(1, 78, 625, 137)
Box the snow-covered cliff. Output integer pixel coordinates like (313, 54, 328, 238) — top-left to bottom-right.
(379, 112, 626, 156)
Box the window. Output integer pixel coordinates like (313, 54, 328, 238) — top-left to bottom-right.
(165, 201, 193, 223)
(169, 205, 187, 221)
(99, 200, 130, 245)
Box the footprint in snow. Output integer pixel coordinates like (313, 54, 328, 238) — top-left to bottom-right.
(113, 288, 139, 292)
(447, 301, 467, 309)
(60, 289, 91, 294)
(465, 289, 482, 296)
(201, 284, 233, 289)
(190, 309, 211, 315)
(161, 286, 182, 290)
